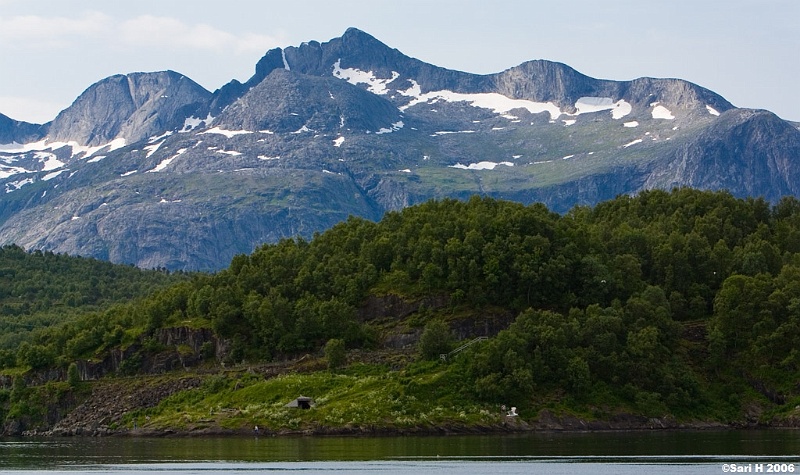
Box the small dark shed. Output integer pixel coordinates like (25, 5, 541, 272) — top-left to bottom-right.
(285, 396, 316, 409)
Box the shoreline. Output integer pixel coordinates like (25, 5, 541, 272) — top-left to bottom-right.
(30, 412, 799, 438)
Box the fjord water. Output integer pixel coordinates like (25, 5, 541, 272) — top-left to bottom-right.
(1, 430, 799, 474)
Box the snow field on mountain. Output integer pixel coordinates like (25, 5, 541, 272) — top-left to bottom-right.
(147, 148, 187, 173)
(651, 103, 675, 120)
(200, 127, 253, 138)
(574, 97, 632, 119)
(0, 138, 126, 159)
(449, 161, 514, 170)
(332, 59, 399, 95)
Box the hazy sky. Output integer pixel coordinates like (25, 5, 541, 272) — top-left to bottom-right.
(1, 0, 798, 124)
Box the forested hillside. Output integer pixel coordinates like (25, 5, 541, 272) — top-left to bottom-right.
(2, 189, 799, 431)
(0, 245, 186, 366)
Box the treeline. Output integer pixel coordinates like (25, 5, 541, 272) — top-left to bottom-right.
(3, 189, 799, 417)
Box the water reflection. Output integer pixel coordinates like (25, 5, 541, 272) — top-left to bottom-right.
(1, 430, 799, 470)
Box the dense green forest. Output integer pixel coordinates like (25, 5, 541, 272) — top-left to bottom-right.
(0, 245, 186, 366)
(3, 188, 800, 425)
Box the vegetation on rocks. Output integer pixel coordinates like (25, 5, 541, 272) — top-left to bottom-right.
(3, 188, 800, 435)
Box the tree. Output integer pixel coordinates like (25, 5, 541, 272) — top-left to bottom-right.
(324, 338, 346, 371)
(67, 362, 80, 387)
(418, 319, 453, 360)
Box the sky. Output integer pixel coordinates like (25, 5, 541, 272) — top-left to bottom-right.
(1, 0, 798, 124)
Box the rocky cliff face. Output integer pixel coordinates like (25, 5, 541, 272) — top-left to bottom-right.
(645, 109, 800, 198)
(0, 28, 798, 270)
(46, 71, 211, 146)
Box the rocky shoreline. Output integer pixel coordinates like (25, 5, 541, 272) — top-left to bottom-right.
(26, 416, 794, 439)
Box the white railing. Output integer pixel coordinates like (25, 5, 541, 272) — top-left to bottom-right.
(440, 336, 488, 361)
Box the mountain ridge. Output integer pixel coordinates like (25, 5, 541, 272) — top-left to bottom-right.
(0, 27, 798, 270)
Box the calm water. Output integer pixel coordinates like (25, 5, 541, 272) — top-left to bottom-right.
(1, 430, 798, 473)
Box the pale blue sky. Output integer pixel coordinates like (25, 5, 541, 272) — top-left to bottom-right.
(1, 0, 798, 123)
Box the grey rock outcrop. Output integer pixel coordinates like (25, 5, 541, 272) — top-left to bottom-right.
(46, 71, 211, 146)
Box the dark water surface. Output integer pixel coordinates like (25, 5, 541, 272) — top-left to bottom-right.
(1, 430, 798, 473)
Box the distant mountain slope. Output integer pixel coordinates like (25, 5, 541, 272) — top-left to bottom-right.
(0, 113, 43, 145)
(0, 28, 798, 270)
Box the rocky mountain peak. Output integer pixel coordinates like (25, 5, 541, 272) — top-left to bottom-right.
(46, 71, 211, 146)
(215, 68, 402, 134)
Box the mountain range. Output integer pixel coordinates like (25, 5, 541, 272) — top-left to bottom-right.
(1, 27, 799, 270)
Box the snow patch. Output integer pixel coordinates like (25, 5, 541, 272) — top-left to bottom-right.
(333, 137, 345, 147)
(292, 125, 313, 134)
(104, 138, 127, 153)
(37, 152, 65, 171)
(624, 121, 639, 128)
(120, 170, 137, 177)
(623, 139, 643, 148)
(399, 81, 562, 120)
(148, 131, 172, 143)
(5, 177, 34, 192)
(200, 127, 252, 138)
(182, 114, 214, 132)
(0, 165, 31, 179)
(0, 138, 124, 159)
(375, 121, 404, 135)
(651, 104, 675, 120)
(143, 140, 164, 158)
(399, 169, 412, 173)
(433, 130, 476, 136)
(575, 97, 614, 114)
(258, 155, 280, 160)
(563, 119, 577, 126)
(574, 97, 632, 120)
(449, 161, 514, 170)
(216, 150, 242, 156)
(42, 169, 66, 181)
(332, 59, 399, 95)
(706, 105, 720, 116)
(0, 142, 25, 152)
(87, 155, 106, 163)
(147, 148, 187, 173)
(282, 49, 290, 71)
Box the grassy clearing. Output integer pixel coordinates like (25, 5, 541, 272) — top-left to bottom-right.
(123, 360, 500, 433)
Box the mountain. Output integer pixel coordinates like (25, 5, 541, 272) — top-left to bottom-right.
(0, 113, 42, 145)
(0, 27, 799, 271)
(47, 71, 211, 147)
